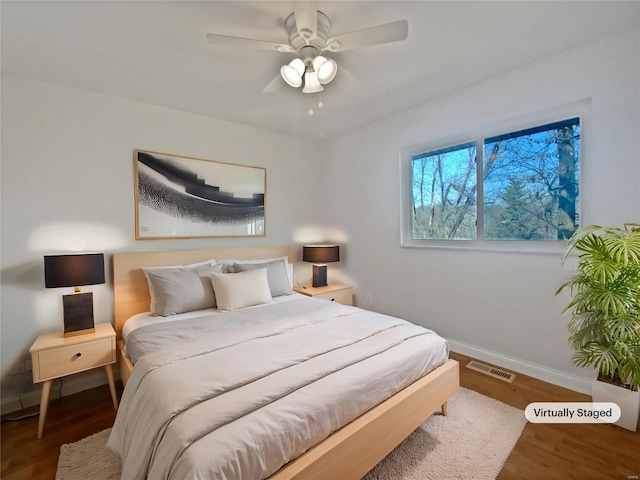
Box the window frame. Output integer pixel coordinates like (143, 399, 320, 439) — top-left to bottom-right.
(399, 100, 589, 254)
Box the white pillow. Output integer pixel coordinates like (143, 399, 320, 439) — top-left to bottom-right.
(211, 268, 272, 311)
(143, 260, 220, 316)
(231, 259, 293, 297)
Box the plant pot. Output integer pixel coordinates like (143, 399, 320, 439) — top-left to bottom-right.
(592, 379, 640, 431)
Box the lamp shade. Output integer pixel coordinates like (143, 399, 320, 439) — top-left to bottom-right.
(302, 71, 324, 93)
(44, 253, 105, 288)
(303, 245, 340, 264)
(281, 58, 305, 88)
(313, 56, 338, 85)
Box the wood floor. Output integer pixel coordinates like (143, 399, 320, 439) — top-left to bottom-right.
(451, 352, 640, 480)
(2, 352, 639, 479)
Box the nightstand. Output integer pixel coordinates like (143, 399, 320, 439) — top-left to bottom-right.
(294, 284, 353, 305)
(29, 323, 118, 439)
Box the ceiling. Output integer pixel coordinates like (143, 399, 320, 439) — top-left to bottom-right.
(2, 1, 639, 139)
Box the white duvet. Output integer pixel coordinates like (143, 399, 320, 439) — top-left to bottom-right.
(107, 296, 449, 480)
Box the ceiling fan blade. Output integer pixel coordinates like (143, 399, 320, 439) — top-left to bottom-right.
(323, 19, 408, 53)
(263, 74, 285, 93)
(206, 33, 294, 53)
(293, 0, 317, 41)
(334, 62, 361, 91)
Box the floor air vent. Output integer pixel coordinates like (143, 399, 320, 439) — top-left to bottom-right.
(466, 361, 516, 383)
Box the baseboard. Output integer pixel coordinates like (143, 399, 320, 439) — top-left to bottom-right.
(448, 339, 593, 395)
(1, 368, 119, 415)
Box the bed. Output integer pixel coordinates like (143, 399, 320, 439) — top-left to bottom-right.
(109, 246, 459, 480)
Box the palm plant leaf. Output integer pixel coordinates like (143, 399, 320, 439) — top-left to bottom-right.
(558, 223, 640, 391)
(618, 345, 640, 391)
(571, 343, 619, 374)
(561, 224, 607, 262)
(605, 314, 640, 340)
(603, 224, 640, 264)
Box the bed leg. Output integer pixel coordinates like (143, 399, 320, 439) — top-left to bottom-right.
(441, 401, 448, 416)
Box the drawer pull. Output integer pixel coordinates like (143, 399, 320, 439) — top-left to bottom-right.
(75, 353, 82, 358)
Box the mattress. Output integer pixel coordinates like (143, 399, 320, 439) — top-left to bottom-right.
(107, 295, 449, 480)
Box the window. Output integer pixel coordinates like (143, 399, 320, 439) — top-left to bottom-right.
(411, 142, 477, 240)
(402, 116, 581, 248)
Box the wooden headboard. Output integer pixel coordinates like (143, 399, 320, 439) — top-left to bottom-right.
(113, 245, 301, 338)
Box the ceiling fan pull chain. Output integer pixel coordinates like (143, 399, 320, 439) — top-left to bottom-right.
(308, 95, 314, 116)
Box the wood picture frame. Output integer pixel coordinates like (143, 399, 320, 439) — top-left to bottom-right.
(134, 149, 266, 239)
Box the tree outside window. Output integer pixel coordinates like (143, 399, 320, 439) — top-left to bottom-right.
(410, 117, 580, 242)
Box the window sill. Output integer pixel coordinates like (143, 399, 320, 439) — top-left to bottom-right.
(400, 240, 571, 256)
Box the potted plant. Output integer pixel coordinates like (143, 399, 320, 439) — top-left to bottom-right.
(557, 223, 640, 431)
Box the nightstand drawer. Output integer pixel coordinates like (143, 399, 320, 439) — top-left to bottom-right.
(34, 338, 114, 381)
(315, 289, 353, 305)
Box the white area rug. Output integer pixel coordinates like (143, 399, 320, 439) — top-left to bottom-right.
(55, 429, 120, 480)
(56, 388, 526, 480)
(363, 388, 527, 479)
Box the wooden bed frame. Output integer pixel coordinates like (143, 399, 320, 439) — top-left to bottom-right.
(113, 245, 459, 480)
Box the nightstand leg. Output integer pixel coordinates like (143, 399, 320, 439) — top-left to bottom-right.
(37, 380, 52, 439)
(104, 365, 118, 410)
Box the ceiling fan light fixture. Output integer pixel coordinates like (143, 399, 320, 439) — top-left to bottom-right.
(281, 65, 302, 87)
(302, 71, 324, 93)
(316, 57, 337, 84)
(311, 55, 327, 72)
(280, 58, 305, 88)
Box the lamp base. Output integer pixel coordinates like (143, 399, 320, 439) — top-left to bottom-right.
(63, 292, 95, 337)
(312, 264, 328, 288)
(64, 328, 96, 338)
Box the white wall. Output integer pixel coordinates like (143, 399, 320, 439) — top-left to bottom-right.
(0, 77, 326, 410)
(325, 28, 640, 392)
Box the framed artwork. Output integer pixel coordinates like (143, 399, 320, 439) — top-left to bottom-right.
(134, 149, 266, 239)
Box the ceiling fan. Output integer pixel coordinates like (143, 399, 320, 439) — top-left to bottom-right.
(206, 1, 408, 95)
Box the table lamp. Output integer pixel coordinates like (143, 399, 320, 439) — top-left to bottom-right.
(44, 253, 105, 337)
(303, 245, 340, 288)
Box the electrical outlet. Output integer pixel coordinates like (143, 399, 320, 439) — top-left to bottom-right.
(365, 292, 372, 303)
(25, 358, 32, 372)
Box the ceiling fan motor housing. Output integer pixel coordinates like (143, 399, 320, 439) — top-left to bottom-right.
(284, 10, 331, 59)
